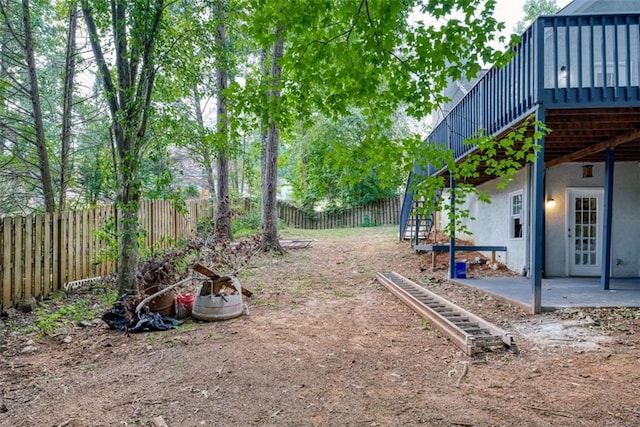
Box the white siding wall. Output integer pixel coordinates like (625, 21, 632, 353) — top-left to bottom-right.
(545, 162, 640, 277)
(440, 168, 530, 275)
(442, 162, 640, 278)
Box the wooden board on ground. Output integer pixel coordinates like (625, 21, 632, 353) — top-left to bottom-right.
(279, 239, 314, 249)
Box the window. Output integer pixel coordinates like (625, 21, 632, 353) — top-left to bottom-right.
(510, 190, 523, 239)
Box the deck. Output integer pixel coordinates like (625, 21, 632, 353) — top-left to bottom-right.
(399, 13, 640, 313)
(417, 13, 640, 182)
(452, 276, 640, 311)
(401, 13, 640, 234)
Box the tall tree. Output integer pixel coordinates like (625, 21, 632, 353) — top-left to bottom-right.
(0, 0, 57, 212)
(192, 89, 217, 198)
(234, 0, 510, 247)
(282, 110, 408, 211)
(260, 28, 284, 252)
(213, 0, 232, 241)
(21, 0, 55, 212)
(81, 0, 165, 293)
(58, 0, 78, 211)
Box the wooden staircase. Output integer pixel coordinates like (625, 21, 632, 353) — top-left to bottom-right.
(401, 193, 441, 245)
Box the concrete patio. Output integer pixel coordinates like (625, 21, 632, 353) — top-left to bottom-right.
(452, 276, 640, 312)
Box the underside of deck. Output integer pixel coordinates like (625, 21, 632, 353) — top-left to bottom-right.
(432, 106, 640, 187)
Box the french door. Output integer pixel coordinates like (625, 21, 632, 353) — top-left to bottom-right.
(567, 188, 603, 276)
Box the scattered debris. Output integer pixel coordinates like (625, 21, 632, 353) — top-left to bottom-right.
(455, 361, 469, 387)
(151, 416, 169, 427)
(64, 277, 102, 292)
(192, 262, 253, 297)
(279, 238, 314, 249)
(192, 263, 247, 321)
(102, 293, 178, 333)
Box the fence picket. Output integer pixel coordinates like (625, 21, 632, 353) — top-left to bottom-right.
(75, 211, 82, 282)
(35, 214, 43, 298)
(51, 213, 58, 295)
(13, 216, 23, 303)
(2, 217, 12, 308)
(24, 215, 33, 300)
(82, 209, 89, 278)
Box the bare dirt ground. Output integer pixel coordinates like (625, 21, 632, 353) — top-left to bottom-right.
(2, 226, 640, 427)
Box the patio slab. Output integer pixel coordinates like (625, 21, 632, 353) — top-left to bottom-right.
(452, 276, 640, 311)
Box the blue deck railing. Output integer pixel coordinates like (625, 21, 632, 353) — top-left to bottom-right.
(400, 13, 640, 240)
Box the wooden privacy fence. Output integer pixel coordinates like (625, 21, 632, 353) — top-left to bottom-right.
(277, 197, 400, 229)
(0, 199, 214, 309)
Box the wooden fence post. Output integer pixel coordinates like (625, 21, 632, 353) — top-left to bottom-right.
(2, 217, 12, 309)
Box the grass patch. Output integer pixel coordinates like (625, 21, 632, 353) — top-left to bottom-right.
(332, 287, 354, 298)
(30, 284, 118, 336)
(279, 224, 397, 240)
(175, 322, 196, 332)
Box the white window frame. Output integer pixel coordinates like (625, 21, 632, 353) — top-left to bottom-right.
(510, 190, 524, 240)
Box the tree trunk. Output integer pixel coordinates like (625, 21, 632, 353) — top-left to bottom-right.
(204, 152, 216, 198)
(115, 148, 141, 293)
(0, 20, 8, 150)
(59, 1, 78, 212)
(192, 89, 217, 198)
(259, 48, 269, 227)
(22, 0, 55, 213)
(260, 30, 284, 253)
(214, 4, 232, 241)
(82, 0, 164, 293)
(230, 123, 239, 195)
(240, 133, 247, 196)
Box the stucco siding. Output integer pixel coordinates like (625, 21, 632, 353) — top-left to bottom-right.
(545, 162, 640, 277)
(441, 169, 529, 275)
(441, 162, 640, 278)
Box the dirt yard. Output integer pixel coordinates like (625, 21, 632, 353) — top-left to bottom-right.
(1, 226, 640, 427)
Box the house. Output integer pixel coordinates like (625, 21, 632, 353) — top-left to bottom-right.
(400, 0, 640, 313)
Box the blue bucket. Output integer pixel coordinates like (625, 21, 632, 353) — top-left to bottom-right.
(454, 262, 467, 279)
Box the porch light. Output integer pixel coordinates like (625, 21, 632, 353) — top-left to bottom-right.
(546, 198, 556, 208)
(582, 164, 593, 178)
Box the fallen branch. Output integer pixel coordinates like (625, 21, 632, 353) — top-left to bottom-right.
(455, 361, 469, 387)
(525, 405, 574, 418)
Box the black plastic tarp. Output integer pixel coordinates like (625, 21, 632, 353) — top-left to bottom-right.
(102, 293, 178, 333)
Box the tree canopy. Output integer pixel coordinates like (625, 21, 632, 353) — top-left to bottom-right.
(0, 0, 541, 287)
(514, 0, 560, 33)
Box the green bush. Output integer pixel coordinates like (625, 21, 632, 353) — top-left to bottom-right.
(232, 209, 262, 238)
(360, 212, 377, 227)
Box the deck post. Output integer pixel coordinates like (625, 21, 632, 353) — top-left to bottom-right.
(530, 18, 547, 315)
(449, 175, 456, 279)
(531, 107, 545, 314)
(601, 147, 614, 290)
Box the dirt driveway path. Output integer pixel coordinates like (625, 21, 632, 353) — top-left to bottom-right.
(1, 226, 639, 426)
